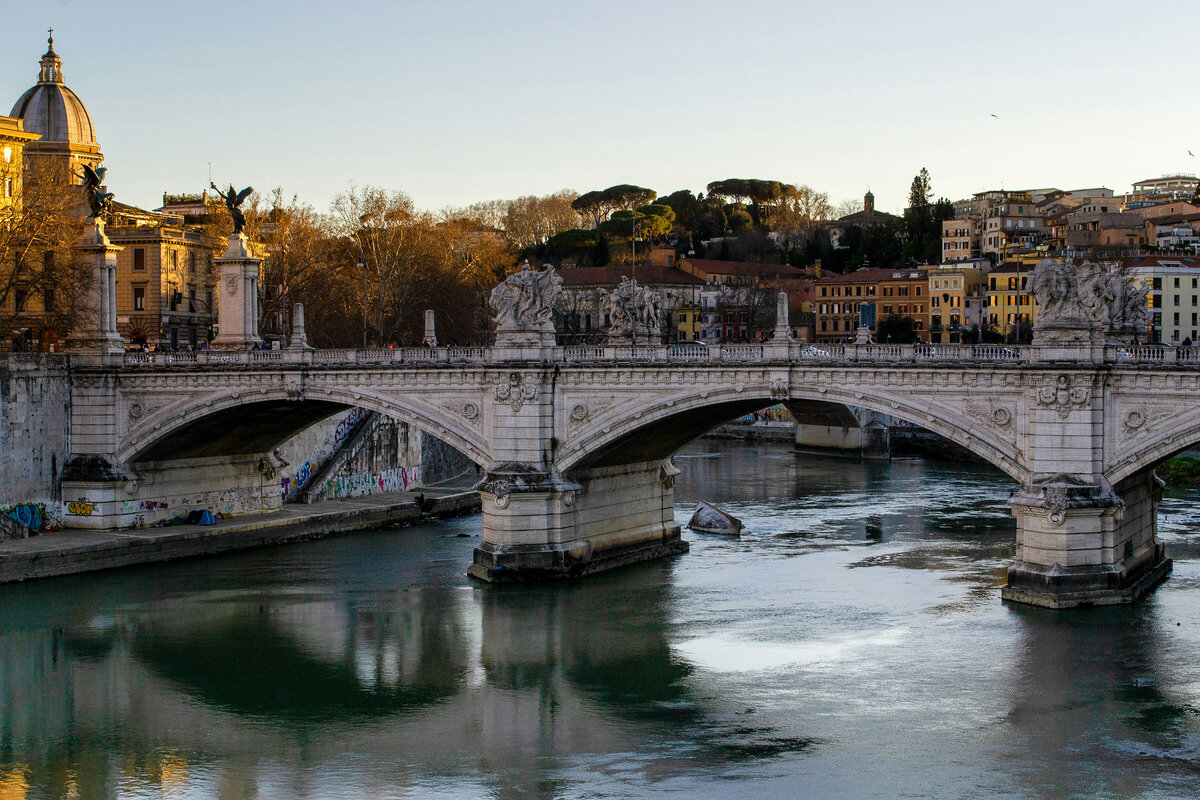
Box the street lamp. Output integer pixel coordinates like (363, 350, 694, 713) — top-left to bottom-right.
(359, 261, 366, 348)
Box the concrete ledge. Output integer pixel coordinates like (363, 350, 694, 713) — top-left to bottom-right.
(1001, 553, 1172, 609)
(468, 525, 688, 582)
(0, 490, 481, 584)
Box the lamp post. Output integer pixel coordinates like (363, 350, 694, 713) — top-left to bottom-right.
(360, 261, 367, 348)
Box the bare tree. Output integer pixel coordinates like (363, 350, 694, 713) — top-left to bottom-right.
(768, 185, 833, 252)
(0, 160, 87, 349)
(501, 190, 581, 249)
(328, 185, 443, 346)
(257, 189, 326, 340)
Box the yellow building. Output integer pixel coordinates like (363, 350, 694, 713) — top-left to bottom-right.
(0, 115, 40, 211)
(928, 266, 981, 343)
(106, 203, 219, 350)
(986, 264, 1038, 335)
(673, 302, 703, 341)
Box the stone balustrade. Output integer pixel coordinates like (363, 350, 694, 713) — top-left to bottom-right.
(112, 341, 1200, 369)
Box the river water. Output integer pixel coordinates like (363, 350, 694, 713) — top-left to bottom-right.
(3, 439, 1200, 799)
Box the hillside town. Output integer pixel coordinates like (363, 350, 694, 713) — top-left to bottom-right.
(5, 37, 1200, 354)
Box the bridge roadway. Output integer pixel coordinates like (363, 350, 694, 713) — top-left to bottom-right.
(59, 337, 1198, 609)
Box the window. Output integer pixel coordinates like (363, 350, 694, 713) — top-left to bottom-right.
(134, 286, 146, 311)
(133, 248, 146, 271)
(3, 178, 12, 198)
(1175, 277, 1181, 288)
(2, 146, 10, 163)
(14, 288, 27, 312)
(1175, 295, 1181, 306)
(1175, 313, 1181, 325)
(189, 288, 197, 312)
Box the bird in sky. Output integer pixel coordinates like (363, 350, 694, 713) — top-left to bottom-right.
(1189, 149, 1194, 157)
(990, 114, 998, 118)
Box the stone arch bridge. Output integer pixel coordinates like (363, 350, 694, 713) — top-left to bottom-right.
(63, 336, 1200, 609)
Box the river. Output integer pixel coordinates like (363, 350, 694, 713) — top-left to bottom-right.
(2, 439, 1200, 799)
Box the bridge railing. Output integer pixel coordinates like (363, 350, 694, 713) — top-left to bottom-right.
(1105, 344, 1199, 364)
(107, 341, 1050, 369)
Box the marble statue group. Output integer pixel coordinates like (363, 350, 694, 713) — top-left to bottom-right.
(489, 262, 563, 332)
(1030, 258, 1150, 335)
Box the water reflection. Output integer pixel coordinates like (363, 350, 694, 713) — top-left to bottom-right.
(0, 439, 1198, 798)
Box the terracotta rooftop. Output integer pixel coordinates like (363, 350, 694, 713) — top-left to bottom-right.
(558, 266, 704, 287)
(679, 258, 807, 277)
(816, 267, 927, 284)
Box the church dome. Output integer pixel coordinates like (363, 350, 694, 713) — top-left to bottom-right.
(9, 34, 97, 146)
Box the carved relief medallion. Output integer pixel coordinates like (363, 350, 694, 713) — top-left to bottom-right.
(494, 372, 537, 412)
(1036, 375, 1090, 420)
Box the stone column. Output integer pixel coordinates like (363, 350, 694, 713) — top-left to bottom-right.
(467, 365, 687, 581)
(766, 291, 791, 359)
(285, 302, 313, 350)
(469, 458, 686, 582)
(1002, 370, 1171, 608)
(423, 309, 437, 347)
(1003, 470, 1170, 608)
(67, 218, 125, 359)
(211, 233, 263, 350)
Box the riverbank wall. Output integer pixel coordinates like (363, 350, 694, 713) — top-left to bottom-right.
(0, 359, 476, 536)
(0, 355, 71, 536)
(0, 488, 482, 584)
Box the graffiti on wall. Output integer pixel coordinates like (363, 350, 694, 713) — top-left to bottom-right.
(320, 466, 421, 500)
(66, 500, 96, 516)
(281, 407, 369, 500)
(2, 502, 51, 532)
(117, 499, 170, 514)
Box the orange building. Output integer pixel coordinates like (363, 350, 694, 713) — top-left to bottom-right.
(814, 267, 928, 342)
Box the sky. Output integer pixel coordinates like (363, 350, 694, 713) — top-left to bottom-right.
(5, 0, 1199, 216)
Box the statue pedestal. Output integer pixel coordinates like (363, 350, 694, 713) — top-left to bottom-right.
(1030, 320, 1105, 363)
(68, 219, 125, 359)
(494, 328, 557, 361)
(211, 233, 263, 350)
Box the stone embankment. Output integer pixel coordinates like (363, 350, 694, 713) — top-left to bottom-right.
(703, 423, 795, 443)
(0, 486, 480, 584)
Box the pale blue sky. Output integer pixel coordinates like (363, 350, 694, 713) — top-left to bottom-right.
(5, 0, 1198, 215)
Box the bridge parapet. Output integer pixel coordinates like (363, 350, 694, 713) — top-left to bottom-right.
(109, 342, 1200, 369)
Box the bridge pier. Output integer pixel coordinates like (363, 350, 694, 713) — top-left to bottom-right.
(469, 459, 687, 581)
(1004, 469, 1171, 608)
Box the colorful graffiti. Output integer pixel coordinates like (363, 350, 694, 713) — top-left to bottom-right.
(117, 499, 170, 514)
(66, 500, 96, 516)
(320, 466, 421, 500)
(281, 407, 370, 500)
(2, 502, 49, 532)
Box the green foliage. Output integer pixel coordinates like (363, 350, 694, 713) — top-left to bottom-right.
(706, 178, 794, 228)
(908, 167, 931, 210)
(1158, 456, 1200, 487)
(728, 209, 753, 230)
(603, 184, 657, 210)
(598, 206, 673, 240)
(875, 314, 919, 344)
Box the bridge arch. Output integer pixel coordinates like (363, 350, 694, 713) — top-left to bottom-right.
(1107, 404, 1200, 486)
(118, 385, 491, 470)
(556, 384, 1029, 484)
